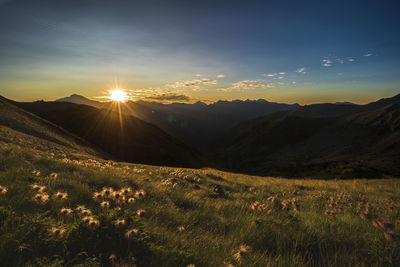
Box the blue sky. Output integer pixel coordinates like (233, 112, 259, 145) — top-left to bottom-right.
(0, 0, 399, 104)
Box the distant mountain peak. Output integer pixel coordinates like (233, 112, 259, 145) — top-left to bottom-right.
(334, 101, 355, 105)
(56, 94, 102, 107)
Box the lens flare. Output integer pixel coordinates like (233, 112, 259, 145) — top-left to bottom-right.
(109, 89, 128, 102)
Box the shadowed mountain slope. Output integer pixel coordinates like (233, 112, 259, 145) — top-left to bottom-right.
(57, 95, 300, 149)
(5, 98, 206, 168)
(215, 94, 400, 178)
(0, 97, 102, 158)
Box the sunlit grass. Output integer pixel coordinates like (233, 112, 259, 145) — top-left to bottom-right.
(0, 146, 399, 266)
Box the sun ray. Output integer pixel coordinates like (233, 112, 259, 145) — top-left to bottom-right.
(109, 89, 128, 102)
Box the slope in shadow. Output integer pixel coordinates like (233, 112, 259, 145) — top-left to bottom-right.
(8, 99, 206, 168)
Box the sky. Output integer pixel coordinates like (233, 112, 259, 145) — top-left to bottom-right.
(0, 0, 399, 104)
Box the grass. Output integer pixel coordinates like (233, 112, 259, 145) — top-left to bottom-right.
(0, 145, 399, 267)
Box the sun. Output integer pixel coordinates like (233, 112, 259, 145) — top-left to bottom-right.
(109, 89, 128, 102)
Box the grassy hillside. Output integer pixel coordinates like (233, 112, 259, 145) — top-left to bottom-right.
(1, 96, 399, 266)
(1, 142, 400, 266)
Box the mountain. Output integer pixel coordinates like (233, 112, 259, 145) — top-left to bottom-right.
(0, 96, 102, 158)
(56, 95, 300, 150)
(56, 94, 103, 108)
(215, 93, 400, 178)
(4, 98, 206, 168)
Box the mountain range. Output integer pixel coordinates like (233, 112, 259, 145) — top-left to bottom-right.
(3, 97, 205, 168)
(56, 95, 300, 149)
(1, 93, 399, 177)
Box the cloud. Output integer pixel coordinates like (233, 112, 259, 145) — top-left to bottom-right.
(348, 58, 355, 62)
(232, 80, 275, 90)
(167, 78, 217, 88)
(363, 53, 373, 57)
(296, 67, 306, 73)
(195, 74, 203, 77)
(264, 72, 285, 77)
(216, 74, 225, 78)
(322, 59, 332, 67)
(144, 93, 191, 102)
(291, 81, 296, 84)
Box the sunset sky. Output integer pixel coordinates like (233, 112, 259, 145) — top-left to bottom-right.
(0, 0, 399, 104)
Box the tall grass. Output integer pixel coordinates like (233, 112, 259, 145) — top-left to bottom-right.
(0, 147, 399, 266)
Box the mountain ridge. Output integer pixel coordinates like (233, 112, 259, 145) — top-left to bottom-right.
(214, 93, 400, 177)
(2, 97, 206, 168)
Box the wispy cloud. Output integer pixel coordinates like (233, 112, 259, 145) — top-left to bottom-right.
(167, 78, 217, 88)
(322, 59, 333, 67)
(348, 58, 355, 62)
(363, 53, 373, 57)
(264, 71, 285, 77)
(195, 74, 203, 77)
(216, 74, 225, 78)
(296, 67, 306, 73)
(144, 93, 191, 102)
(232, 80, 275, 90)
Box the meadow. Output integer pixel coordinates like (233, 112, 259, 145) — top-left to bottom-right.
(0, 144, 399, 266)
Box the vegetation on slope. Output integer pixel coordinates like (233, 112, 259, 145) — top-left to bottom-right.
(0, 143, 399, 266)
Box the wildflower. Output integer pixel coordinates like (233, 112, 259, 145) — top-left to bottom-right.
(93, 192, 103, 201)
(32, 170, 40, 176)
(136, 209, 147, 218)
(251, 201, 266, 212)
(177, 226, 185, 232)
(281, 200, 290, 209)
(82, 216, 93, 224)
(114, 219, 126, 228)
(0, 185, 8, 195)
(53, 191, 68, 200)
(187, 264, 195, 267)
(376, 218, 394, 230)
(31, 184, 46, 193)
(75, 205, 86, 212)
(125, 228, 139, 239)
(109, 254, 117, 262)
(134, 189, 146, 200)
(82, 216, 99, 230)
(100, 201, 110, 208)
(49, 226, 66, 239)
(121, 187, 132, 196)
(384, 232, 399, 242)
(213, 185, 224, 195)
(233, 244, 250, 262)
(49, 172, 58, 179)
(372, 219, 380, 229)
(101, 187, 114, 198)
(80, 209, 92, 216)
(127, 197, 136, 204)
(60, 208, 73, 217)
(87, 219, 100, 230)
(359, 213, 369, 221)
(112, 191, 123, 201)
(33, 193, 49, 203)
